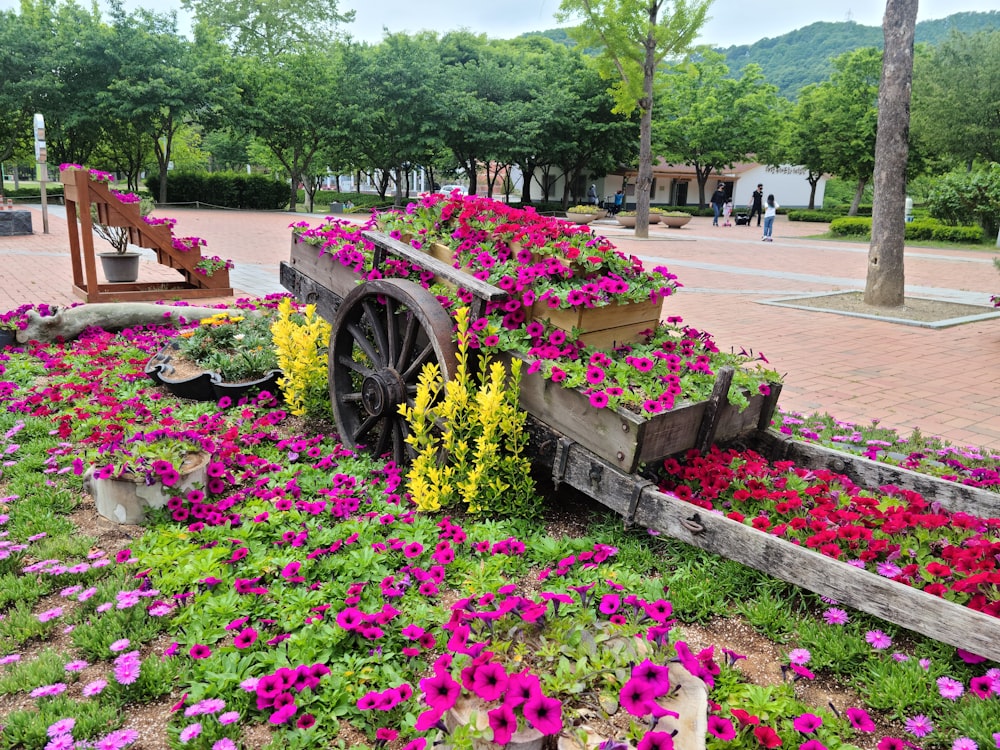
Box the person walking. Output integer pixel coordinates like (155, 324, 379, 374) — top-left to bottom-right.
(762, 194, 779, 241)
(613, 189, 624, 215)
(587, 184, 598, 206)
(710, 183, 726, 226)
(722, 198, 733, 227)
(747, 184, 764, 227)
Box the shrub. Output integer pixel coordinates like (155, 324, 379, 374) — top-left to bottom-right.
(829, 217, 872, 237)
(270, 298, 331, 420)
(926, 165, 1000, 238)
(144, 172, 288, 210)
(829, 216, 985, 244)
(787, 210, 839, 223)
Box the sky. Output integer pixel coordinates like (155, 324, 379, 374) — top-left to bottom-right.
(0, 0, 995, 48)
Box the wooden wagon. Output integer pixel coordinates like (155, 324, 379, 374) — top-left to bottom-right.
(281, 226, 1000, 663)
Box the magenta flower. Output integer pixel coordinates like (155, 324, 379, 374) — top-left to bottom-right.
(937, 676, 964, 700)
(953, 739, 978, 750)
(846, 707, 875, 731)
(470, 662, 509, 702)
(522, 693, 562, 735)
(904, 714, 934, 738)
(505, 670, 541, 708)
(788, 648, 811, 665)
(620, 677, 656, 717)
(865, 630, 892, 649)
(179, 723, 202, 743)
(707, 715, 736, 740)
(488, 703, 517, 745)
(82, 679, 107, 697)
(189, 644, 212, 659)
(234, 628, 258, 649)
(823, 607, 848, 625)
(636, 732, 675, 750)
(793, 713, 823, 733)
(800, 741, 828, 750)
(47, 718, 76, 737)
(419, 670, 460, 713)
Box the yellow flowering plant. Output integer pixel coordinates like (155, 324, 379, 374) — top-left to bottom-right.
(399, 307, 539, 516)
(270, 299, 331, 419)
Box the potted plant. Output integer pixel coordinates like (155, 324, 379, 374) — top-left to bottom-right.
(92, 191, 155, 283)
(565, 204, 602, 224)
(615, 210, 638, 228)
(146, 311, 282, 402)
(74, 427, 212, 524)
(649, 208, 693, 228)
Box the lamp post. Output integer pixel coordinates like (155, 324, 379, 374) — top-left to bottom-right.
(33, 113, 49, 234)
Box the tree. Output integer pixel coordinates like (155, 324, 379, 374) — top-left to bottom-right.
(101, 5, 235, 203)
(557, 0, 710, 237)
(181, 0, 353, 60)
(341, 34, 444, 202)
(0, 10, 37, 165)
(810, 48, 882, 216)
(237, 50, 347, 211)
(654, 49, 785, 207)
(912, 29, 1000, 167)
(865, 0, 918, 308)
(778, 85, 829, 210)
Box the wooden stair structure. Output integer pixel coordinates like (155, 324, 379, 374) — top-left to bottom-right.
(62, 167, 233, 302)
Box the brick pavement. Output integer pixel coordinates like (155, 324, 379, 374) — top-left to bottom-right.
(3, 204, 999, 450)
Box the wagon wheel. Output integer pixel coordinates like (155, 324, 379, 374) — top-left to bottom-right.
(329, 278, 458, 465)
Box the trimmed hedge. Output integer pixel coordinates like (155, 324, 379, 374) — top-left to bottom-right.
(1, 186, 65, 199)
(829, 216, 984, 244)
(787, 210, 839, 223)
(145, 172, 288, 210)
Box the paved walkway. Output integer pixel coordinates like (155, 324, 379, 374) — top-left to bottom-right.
(3, 204, 1000, 451)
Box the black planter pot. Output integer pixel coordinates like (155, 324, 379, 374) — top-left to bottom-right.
(210, 369, 283, 402)
(146, 343, 282, 403)
(0, 328, 17, 349)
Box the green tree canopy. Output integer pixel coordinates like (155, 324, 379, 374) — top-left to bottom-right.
(654, 49, 785, 207)
(557, 0, 711, 237)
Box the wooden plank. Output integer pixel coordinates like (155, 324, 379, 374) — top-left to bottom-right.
(530, 432, 1000, 662)
(750, 431, 1000, 518)
(279, 261, 344, 323)
(363, 230, 508, 303)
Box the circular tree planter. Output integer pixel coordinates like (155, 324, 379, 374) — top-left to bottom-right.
(616, 216, 637, 228)
(566, 213, 598, 225)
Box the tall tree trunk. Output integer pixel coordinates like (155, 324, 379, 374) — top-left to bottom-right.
(864, 0, 917, 308)
(634, 20, 657, 240)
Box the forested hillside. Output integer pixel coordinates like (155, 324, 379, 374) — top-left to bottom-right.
(720, 11, 1000, 98)
(527, 11, 1000, 99)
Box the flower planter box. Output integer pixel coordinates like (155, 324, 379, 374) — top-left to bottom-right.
(530, 297, 661, 350)
(566, 213, 599, 225)
(289, 236, 362, 299)
(510, 354, 776, 473)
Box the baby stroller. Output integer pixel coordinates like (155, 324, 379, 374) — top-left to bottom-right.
(734, 211, 750, 226)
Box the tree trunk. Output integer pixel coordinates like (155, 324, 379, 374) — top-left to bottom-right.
(807, 176, 819, 210)
(864, 0, 917, 308)
(634, 25, 657, 239)
(848, 178, 868, 217)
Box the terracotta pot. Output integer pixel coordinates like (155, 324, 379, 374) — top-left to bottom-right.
(83, 452, 210, 525)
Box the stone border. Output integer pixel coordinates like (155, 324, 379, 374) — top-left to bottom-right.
(759, 290, 1000, 329)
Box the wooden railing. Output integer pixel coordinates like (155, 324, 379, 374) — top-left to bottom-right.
(62, 168, 232, 302)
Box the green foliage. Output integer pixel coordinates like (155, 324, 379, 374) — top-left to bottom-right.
(786, 209, 838, 223)
(925, 165, 1000, 238)
(270, 298, 331, 419)
(829, 215, 985, 244)
(0, 696, 123, 750)
(178, 311, 279, 383)
(0, 649, 68, 695)
(143, 171, 289, 210)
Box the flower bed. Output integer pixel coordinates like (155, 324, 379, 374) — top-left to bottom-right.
(656, 446, 1000, 618)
